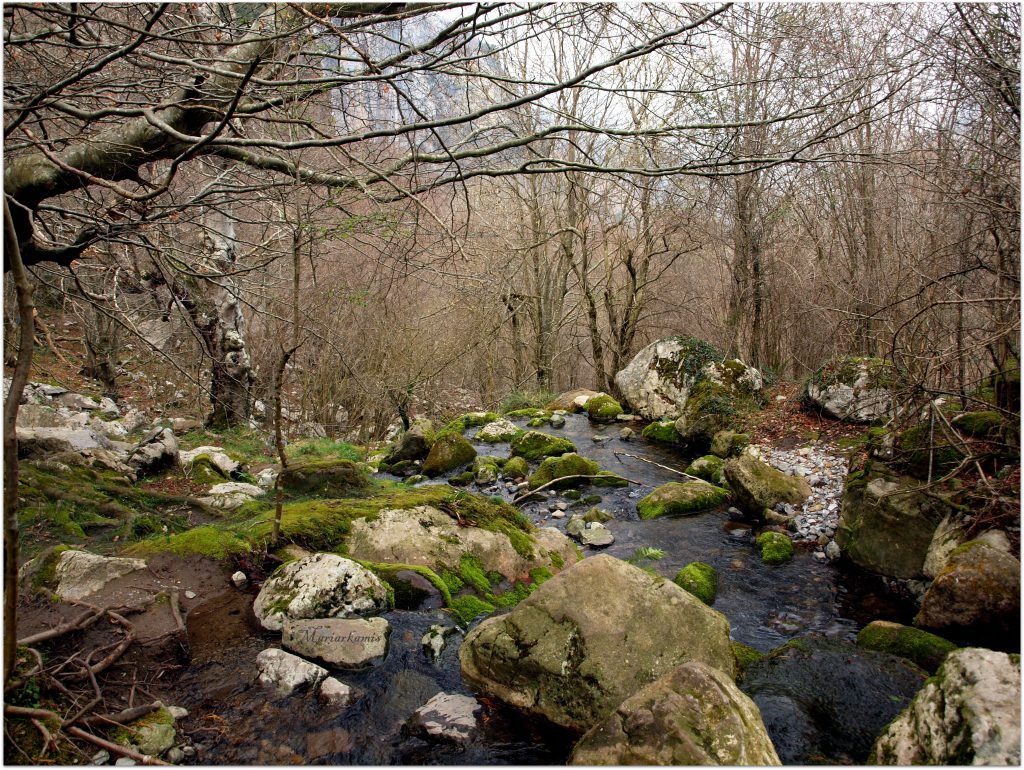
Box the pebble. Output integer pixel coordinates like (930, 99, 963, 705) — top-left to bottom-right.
(167, 706, 189, 720)
(166, 747, 185, 764)
(91, 750, 111, 765)
(553, 502, 568, 511)
(181, 747, 196, 758)
(114, 759, 136, 767)
(184, 591, 197, 600)
(551, 511, 565, 519)
(231, 571, 247, 588)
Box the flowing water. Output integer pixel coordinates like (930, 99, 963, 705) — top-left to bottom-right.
(176, 413, 913, 764)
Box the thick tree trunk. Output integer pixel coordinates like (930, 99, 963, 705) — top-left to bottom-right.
(3, 196, 36, 685)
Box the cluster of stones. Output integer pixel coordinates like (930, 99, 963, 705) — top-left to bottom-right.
(748, 442, 848, 561)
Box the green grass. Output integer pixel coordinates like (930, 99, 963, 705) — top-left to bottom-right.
(290, 437, 365, 462)
(500, 389, 559, 413)
(178, 425, 274, 463)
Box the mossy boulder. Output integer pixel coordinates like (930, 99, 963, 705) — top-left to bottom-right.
(684, 455, 725, 484)
(474, 418, 522, 443)
(385, 419, 435, 463)
(755, 531, 794, 565)
(585, 393, 624, 423)
(568, 662, 781, 765)
(674, 561, 718, 605)
(592, 470, 629, 487)
(913, 539, 1020, 650)
(473, 455, 501, 484)
(803, 356, 894, 423)
(510, 430, 576, 462)
(636, 481, 728, 519)
(836, 460, 959, 579)
(528, 453, 600, 490)
(446, 412, 500, 431)
(641, 420, 681, 445)
(422, 431, 477, 477)
(503, 456, 529, 479)
(951, 410, 1006, 439)
(459, 554, 736, 732)
(279, 458, 369, 496)
(856, 620, 957, 674)
(613, 336, 723, 420)
(870, 648, 1020, 765)
(731, 641, 765, 677)
(710, 430, 749, 458)
(545, 389, 602, 413)
(722, 454, 811, 518)
(892, 424, 968, 479)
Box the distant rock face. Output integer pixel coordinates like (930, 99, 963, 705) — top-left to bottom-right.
(740, 635, 927, 764)
(253, 553, 389, 632)
(614, 337, 721, 420)
(51, 550, 148, 601)
(347, 505, 577, 585)
(283, 617, 390, 668)
(256, 648, 328, 694)
(804, 357, 893, 423)
(459, 554, 735, 732)
(914, 540, 1020, 649)
(871, 648, 1021, 765)
(569, 662, 780, 766)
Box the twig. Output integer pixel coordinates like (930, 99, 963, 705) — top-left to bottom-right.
(78, 702, 162, 729)
(511, 473, 639, 505)
(30, 718, 56, 757)
(5, 704, 59, 721)
(612, 450, 705, 482)
(64, 726, 171, 766)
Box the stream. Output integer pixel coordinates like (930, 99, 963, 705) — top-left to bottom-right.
(175, 413, 914, 764)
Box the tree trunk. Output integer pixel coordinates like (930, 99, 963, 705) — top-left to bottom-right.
(3, 196, 37, 685)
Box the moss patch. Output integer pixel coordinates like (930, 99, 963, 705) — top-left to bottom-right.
(278, 458, 369, 496)
(528, 453, 600, 490)
(685, 455, 725, 484)
(636, 481, 728, 519)
(674, 561, 718, 605)
(856, 621, 958, 674)
(503, 456, 529, 478)
(586, 394, 624, 423)
(731, 640, 765, 678)
(422, 431, 477, 476)
(510, 430, 576, 462)
(450, 595, 496, 625)
(893, 424, 968, 479)
(641, 420, 681, 445)
(755, 531, 794, 565)
(951, 410, 1005, 439)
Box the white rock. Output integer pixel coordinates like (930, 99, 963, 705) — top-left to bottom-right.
(422, 624, 458, 661)
(319, 676, 356, 707)
(409, 692, 481, 744)
(180, 446, 240, 478)
(256, 648, 327, 694)
(50, 550, 147, 601)
(283, 617, 389, 668)
(871, 648, 1020, 765)
(167, 706, 189, 720)
(199, 482, 264, 511)
(184, 590, 197, 599)
(231, 571, 248, 588)
(253, 553, 389, 632)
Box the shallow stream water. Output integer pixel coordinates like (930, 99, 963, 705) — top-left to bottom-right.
(176, 413, 913, 764)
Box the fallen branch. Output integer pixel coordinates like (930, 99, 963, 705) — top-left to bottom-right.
(78, 702, 162, 729)
(511, 473, 640, 505)
(17, 607, 106, 646)
(64, 726, 171, 766)
(5, 704, 59, 721)
(612, 451, 705, 482)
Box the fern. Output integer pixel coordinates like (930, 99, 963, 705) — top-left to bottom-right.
(627, 546, 666, 564)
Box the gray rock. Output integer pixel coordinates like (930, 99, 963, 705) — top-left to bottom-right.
(422, 624, 458, 662)
(55, 392, 101, 411)
(165, 747, 184, 764)
(254, 553, 389, 631)
(618, 427, 634, 440)
(570, 662, 780, 765)
(127, 427, 178, 475)
(871, 648, 1020, 765)
(199, 481, 264, 511)
(804, 358, 892, 423)
(319, 676, 356, 707)
(549, 414, 566, 429)
(579, 523, 614, 547)
(180, 446, 240, 478)
(17, 426, 111, 459)
(460, 554, 735, 732)
(256, 648, 328, 694)
(45, 550, 147, 601)
(231, 571, 247, 588)
(283, 617, 389, 668)
(114, 758, 136, 766)
(167, 706, 188, 720)
(410, 692, 481, 744)
(91, 749, 111, 765)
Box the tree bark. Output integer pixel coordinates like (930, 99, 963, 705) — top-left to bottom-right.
(3, 195, 37, 685)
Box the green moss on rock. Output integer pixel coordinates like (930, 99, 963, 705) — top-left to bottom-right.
(685, 455, 725, 484)
(710, 430, 749, 458)
(422, 431, 477, 476)
(674, 561, 718, 605)
(636, 481, 728, 519)
(755, 531, 794, 565)
(731, 640, 765, 678)
(592, 471, 629, 488)
(641, 420, 681, 444)
(511, 430, 576, 462)
(279, 458, 369, 496)
(951, 410, 1005, 439)
(586, 394, 624, 423)
(529, 453, 600, 490)
(856, 620, 957, 674)
(503, 456, 529, 479)
(893, 424, 968, 480)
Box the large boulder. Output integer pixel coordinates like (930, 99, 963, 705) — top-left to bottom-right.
(279, 458, 368, 496)
(673, 361, 763, 447)
(528, 453, 600, 490)
(282, 617, 390, 668)
(914, 540, 1020, 650)
(510, 430, 576, 462)
(722, 454, 811, 518)
(180, 446, 240, 480)
(16, 426, 111, 459)
(421, 431, 476, 476)
(569, 662, 780, 765)
(459, 554, 735, 732)
(386, 419, 435, 463)
(740, 635, 927, 764)
(636, 481, 728, 519)
(35, 549, 148, 601)
(585, 394, 623, 423)
(856, 621, 958, 674)
(253, 553, 390, 631)
(347, 505, 576, 585)
(836, 461, 958, 579)
(127, 427, 178, 475)
(804, 356, 893, 423)
(545, 389, 602, 413)
(871, 648, 1020, 765)
(614, 336, 722, 420)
